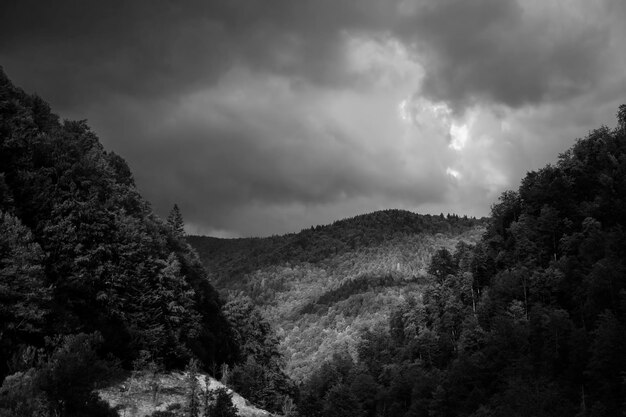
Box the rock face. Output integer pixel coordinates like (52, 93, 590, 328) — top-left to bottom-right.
(97, 371, 272, 417)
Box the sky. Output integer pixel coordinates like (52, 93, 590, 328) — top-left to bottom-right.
(1, 0, 625, 237)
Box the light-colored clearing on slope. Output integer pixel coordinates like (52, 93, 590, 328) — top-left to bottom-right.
(97, 371, 272, 417)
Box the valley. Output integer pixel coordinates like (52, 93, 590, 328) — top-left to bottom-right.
(3, 66, 626, 416)
(189, 211, 486, 380)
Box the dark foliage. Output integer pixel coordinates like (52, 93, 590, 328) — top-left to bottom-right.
(298, 106, 626, 417)
(189, 209, 484, 382)
(0, 332, 120, 417)
(223, 297, 295, 412)
(188, 211, 485, 282)
(205, 387, 239, 417)
(0, 67, 236, 373)
(167, 204, 185, 237)
(300, 273, 419, 315)
(0, 67, 237, 414)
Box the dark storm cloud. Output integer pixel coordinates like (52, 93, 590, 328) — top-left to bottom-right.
(0, 0, 380, 106)
(87, 79, 449, 236)
(1, 0, 624, 236)
(3, 0, 617, 112)
(0, 1, 234, 106)
(389, 0, 612, 110)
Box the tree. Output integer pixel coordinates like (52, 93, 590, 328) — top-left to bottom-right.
(322, 384, 363, 417)
(38, 333, 119, 416)
(585, 311, 626, 415)
(0, 212, 50, 379)
(223, 297, 294, 411)
(428, 248, 457, 283)
(349, 373, 379, 414)
(223, 297, 278, 365)
(617, 104, 626, 131)
(205, 387, 238, 417)
(167, 204, 185, 236)
(0, 174, 13, 212)
(0, 67, 237, 376)
(0, 368, 48, 417)
(296, 104, 626, 417)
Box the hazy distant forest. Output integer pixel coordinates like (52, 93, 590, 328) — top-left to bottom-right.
(2, 67, 626, 417)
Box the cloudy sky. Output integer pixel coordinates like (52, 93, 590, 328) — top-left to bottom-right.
(1, 0, 625, 237)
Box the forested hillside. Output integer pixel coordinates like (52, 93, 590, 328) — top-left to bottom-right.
(3, 63, 625, 417)
(295, 106, 626, 417)
(189, 212, 486, 380)
(189, 210, 483, 280)
(0, 68, 241, 415)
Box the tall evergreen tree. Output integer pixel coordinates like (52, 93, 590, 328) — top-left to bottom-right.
(0, 212, 50, 377)
(205, 387, 239, 417)
(167, 204, 185, 236)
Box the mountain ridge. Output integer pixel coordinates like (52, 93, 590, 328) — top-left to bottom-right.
(188, 210, 486, 380)
(188, 209, 487, 278)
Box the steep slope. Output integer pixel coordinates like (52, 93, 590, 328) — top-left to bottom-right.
(190, 210, 483, 281)
(189, 211, 486, 379)
(97, 371, 271, 417)
(295, 105, 626, 417)
(0, 68, 236, 414)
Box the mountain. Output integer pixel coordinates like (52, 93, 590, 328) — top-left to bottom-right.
(0, 68, 238, 415)
(293, 106, 626, 417)
(189, 210, 487, 380)
(5, 63, 623, 416)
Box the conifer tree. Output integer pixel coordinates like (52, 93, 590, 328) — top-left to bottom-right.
(205, 387, 238, 417)
(167, 204, 185, 236)
(0, 212, 50, 377)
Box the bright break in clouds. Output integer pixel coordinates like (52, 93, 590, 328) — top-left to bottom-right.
(2, 0, 625, 236)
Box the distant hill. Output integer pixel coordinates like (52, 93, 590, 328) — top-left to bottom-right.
(189, 210, 487, 380)
(189, 209, 485, 280)
(293, 106, 626, 417)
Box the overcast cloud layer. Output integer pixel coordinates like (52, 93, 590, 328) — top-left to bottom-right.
(2, 0, 625, 237)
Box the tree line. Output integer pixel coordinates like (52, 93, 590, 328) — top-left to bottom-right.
(296, 106, 626, 417)
(0, 68, 294, 416)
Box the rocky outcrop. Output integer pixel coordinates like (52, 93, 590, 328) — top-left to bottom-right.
(97, 371, 272, 417)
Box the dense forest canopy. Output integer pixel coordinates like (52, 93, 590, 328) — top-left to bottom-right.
(189, 211, 485, 381)
(295, 106, 626, 417)
(0, 68, 239, 415)
(188, 210, 485, 281)
(2, 65, 626, 417)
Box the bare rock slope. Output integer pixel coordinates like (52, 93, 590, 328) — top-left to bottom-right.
(97, 371, 272, 417)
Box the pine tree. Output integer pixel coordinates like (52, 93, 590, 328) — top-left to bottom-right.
(167, 204, 185, 236)
(205, 387, 238, 417)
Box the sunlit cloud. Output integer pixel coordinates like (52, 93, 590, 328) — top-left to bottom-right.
(446, 167, 461, 179)
(449, 122, 469, 151)
(2, 0, 624, 235)
(398, 99, 411, 123)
